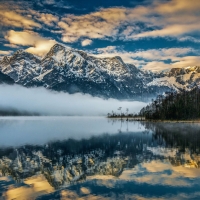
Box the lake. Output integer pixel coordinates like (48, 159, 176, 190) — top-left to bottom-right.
(0, 117, 200, 199)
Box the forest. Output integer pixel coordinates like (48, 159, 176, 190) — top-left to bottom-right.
(140, 87, 200, 120)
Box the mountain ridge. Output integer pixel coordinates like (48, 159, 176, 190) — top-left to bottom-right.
(0, 43, 199, 100)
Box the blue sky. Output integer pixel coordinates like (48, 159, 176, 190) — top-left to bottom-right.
(0, 0, 200, 71)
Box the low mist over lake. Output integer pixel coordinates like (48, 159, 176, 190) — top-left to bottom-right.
(0, 84, 147, 116)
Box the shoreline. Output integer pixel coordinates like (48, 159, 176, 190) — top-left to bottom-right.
(107, 117, 200, 123)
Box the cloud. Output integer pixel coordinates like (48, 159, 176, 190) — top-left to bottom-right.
(155, 0, 200, 15)
(133, 48, 193, 61)
(0, 0, 200, 48)
(141, 57, 200, 71)
(58, 7, 130, 42)
(1, 0, 200, 46)
(81, 39, 93, 46)
(90, 46, 198, 71)
(29, 10, 59, 26)
(131, 0, 200, 40)
(57, 0, 200, 42)
(4, 44, 20, 48)
(0, 84, 146, 116)
(38, 13, 59, 26)
(43, 0, 56, 5)
(0, 5, 41, 29)
(120, 159, 200, 188)
(5, 30, 56, 57)
(179, 36, 200, 43)
(133, 24, 200, 39)
(90, 46, 145, 66)
(36, 0, 72, 9)
(142, 61, 172, 72)
(3, 174, 54, 200)
(1, 0, 199, 72)
(140, 55, 200, 71)
(0, 4, 59, 30)
(0, 50, 13, 55)
(169, 56, 200, 68)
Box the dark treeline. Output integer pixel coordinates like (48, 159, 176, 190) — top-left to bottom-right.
(107, 107, 142, 119)
(0, 108, 40, 116)
(140, 87, 200, 120)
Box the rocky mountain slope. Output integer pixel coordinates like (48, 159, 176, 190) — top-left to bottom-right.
(0, 71, 14, 84)
(148, 66, 200, 91)
(0, 43, 199, 99)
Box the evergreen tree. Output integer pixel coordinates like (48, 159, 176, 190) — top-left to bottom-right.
(140, 87, 200, 120)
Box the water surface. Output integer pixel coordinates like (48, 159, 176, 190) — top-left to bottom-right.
(0, 117, 200, 199)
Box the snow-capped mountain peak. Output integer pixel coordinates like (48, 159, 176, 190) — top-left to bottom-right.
(147, 65, 200, 91)
(0, 43, 199, 99)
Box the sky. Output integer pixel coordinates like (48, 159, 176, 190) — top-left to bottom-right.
(0, 0, 200, 71)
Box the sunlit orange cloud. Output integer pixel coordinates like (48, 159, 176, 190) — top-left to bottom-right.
(134, 24, 200, 39)
(3, 174, 54, 200)
(57, 0, 200, 42)
(1, 0, 199, 46)
(132, 0, 200, 39)
(0, 5, 41, 29)
(81, 39, 93, 46)
(90, 46, 197, 71)
(141, 56, 200, 71)
(58, 7, 148, 42)
(5, 30, 56, 57)
(120, 160, 200, 186)
(4, 44, 19, 48)
(0, 50, 13, 55)
(155, 0, 200, 14)
(29, 10, 59, 26)
(0, 4, 60, 30)
(60, 189, 109, 200)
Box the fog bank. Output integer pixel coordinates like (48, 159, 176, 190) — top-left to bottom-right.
(0, 84, 147, 116)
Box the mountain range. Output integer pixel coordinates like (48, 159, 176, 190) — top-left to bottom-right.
(0, 43, 200, 100)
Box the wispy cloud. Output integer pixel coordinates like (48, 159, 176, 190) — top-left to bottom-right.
(4, 44, 20, 48)
(29, 10, 59, 27)
(36, 0, 72, 9)
(58, 7, 140, 43)
(179, 36, 200, 43)
(0, 50, 13, 55)
(0, 5, 41, 29)
(57, 0, 200, 43)
(1, 0, 200, 46)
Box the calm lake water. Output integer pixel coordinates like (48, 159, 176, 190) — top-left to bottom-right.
(1, 117, 200, 199)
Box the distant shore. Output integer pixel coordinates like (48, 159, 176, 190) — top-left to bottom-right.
(107, 116, 200, 123)
(107, 116, 145, 121)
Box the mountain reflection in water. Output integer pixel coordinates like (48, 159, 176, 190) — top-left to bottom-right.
(0, 118, 200, 199)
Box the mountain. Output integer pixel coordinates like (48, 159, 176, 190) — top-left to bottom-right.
(0, 44, 157, 99)
(0, 43, 199, 99)
(0, 50, 41, 84)
(148, 66, 200, 91)
(0, 71, 14, 84)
